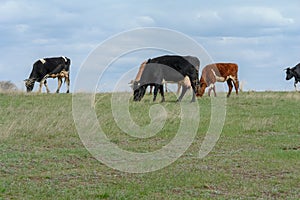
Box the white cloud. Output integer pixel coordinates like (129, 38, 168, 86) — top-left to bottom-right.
(225, 6, 294, 27)
(32, 38, 56, 45)
(135, 16, 156, 26)
(196, 11, 221, 22)
(186, 6, 295, 38)
(15, 24, 29, 33)
(0, 1, 21, 22)
(0, 1, 40, 23)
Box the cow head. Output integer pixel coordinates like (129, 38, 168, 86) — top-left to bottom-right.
(285, 67, 294, 80)
(24, 78, 35, 92)
(193, 78, 202, 97)
(133, 81, 147, 101)
(196, 76, 207, 97)
(195, 84, 202, 97)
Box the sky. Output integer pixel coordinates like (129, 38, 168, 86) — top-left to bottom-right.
(1, 0, 300, 92)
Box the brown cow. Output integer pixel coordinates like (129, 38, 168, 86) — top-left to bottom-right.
(198, 63, 239, 97)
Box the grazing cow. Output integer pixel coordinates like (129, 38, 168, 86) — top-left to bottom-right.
(133, 55, 200, 102)
(198, 63, 239, 97)
(24, 56, 71, 93)
(285, 63, 300, 91)
(130, 56, 199, 95)
(149, 56, 200, 95)
(129, 60, 174, 94)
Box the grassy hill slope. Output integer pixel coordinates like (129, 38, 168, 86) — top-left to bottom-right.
(0, 92, 299, 199)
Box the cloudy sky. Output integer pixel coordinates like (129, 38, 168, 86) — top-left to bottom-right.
(1, 0, 300, 92)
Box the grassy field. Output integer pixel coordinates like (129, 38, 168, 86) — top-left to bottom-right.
(0, 91, 299, 199)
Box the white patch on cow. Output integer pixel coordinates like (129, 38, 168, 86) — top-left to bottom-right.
(211, 69, 236, 82)
(183, 76, 191, 88)
(209, 83, 215, 89)
(217, 76, 226, 82)
(62, 56, 67, 63)
(39, 59, 46, 64)
(229, 75, 236, 82)
(211, 69, 225, 82)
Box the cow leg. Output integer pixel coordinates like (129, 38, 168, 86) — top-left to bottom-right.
(294, 81, 298, 91)
(208, 84, 215, 97)
(177, 86, 188, 102)
(165, 82, 168, 92)
(232, 77, 239, 95)
(149, 85, 153, 95)
(38, 82, 43, 93)
(159, 84, 165, 102)
(176, 83, 181, 95)
(44, 80, 50, 93)
(213, 85, 217, 97)
(227, 80, 233, 97)
(56, 77, 63, 93)
(141, 85, 147, 101)
(39, 78, 50, 93)
(65, 77, 70, 93)
(153, 85, 159, 102)
(210, 84, 217, 97)
(208, 87, 211, 97)
(190, 84, 197, 102)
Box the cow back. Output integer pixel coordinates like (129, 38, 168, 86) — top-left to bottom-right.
(147, 55, 199, 84)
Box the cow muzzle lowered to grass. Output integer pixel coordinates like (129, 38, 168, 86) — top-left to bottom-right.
(24, 78, 35, 92)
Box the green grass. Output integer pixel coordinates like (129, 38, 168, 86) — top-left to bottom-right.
(0, 91, 299, 199)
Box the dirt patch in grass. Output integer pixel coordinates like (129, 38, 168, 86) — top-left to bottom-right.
(281, 146, 300, 150)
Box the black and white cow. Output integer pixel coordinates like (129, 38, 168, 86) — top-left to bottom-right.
(285, 63, 300, 91)
(133, 55, 200, 102)
(24, 56, 71, 93)
(148, 56, 200, 95)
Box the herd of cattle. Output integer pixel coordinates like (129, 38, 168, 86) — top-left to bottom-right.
(24, 55, 300, 102)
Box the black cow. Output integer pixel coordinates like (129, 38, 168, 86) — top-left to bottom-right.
(24, 56, 71, 93)
(285, 63, 300, 91)
(133, 55, 200, 102)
